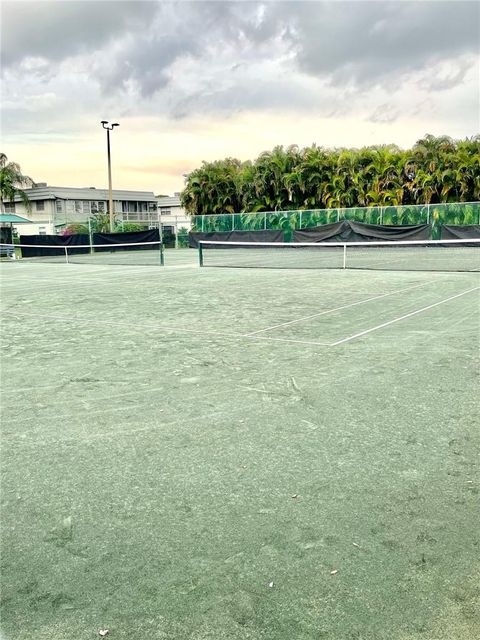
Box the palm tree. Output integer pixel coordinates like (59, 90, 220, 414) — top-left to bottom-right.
(298, 145, 332, 208)
(181, 135, 479, 220)
(0, 153, 34, 213)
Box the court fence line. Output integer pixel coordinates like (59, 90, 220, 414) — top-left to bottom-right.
(192, 201, 480, 239)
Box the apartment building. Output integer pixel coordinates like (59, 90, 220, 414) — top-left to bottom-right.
(157, 193, 191, 234)
(3, 184, 158, 235)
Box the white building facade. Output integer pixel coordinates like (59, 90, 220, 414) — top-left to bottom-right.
(156, 193, 191, 234)
(3, 185, 192, 239)
(3, 184, 158, 236)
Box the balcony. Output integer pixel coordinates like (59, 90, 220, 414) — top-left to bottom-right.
(119, 211, 159, 222)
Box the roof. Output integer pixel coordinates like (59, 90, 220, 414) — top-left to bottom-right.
(7, 186, 157, 203)
(0, 213, 32, 224)
(157, 195, 182, 207)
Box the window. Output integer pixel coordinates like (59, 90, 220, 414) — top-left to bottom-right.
(148, 203, 157, 212)
(83, 201, 90, 215)
(55, 200, 64, 213)
(36, 200, 45, 211)
(4, 202, 15, 213)
(160, 208, 171, 215)
(162, 225, 174, 233)
(98, 202, 105, 212)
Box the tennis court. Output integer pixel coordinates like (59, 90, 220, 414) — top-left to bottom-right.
(1, 247, 479, 640)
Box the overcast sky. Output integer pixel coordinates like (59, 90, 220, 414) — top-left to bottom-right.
(1, 0, 479, 194)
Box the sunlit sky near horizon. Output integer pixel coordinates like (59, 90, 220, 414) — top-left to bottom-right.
(1, 0, 479, 195)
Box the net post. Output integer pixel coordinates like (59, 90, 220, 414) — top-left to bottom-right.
(64, 246, 69, 264)
(342, 244, 347, 269)
(88, 218, 93, 254)
(159, 242, 164, 266)
(199, 243, 204, 267)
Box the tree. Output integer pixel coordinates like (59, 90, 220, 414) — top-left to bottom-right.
(0, 153, 34, 213)
(180, 158, 243, 216)
(181, 136, 480, 216)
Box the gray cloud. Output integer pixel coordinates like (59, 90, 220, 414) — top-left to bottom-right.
(281, 1, 479, 87)
(1, 1, 158, 66)
(368, 104, 401, 125)
(1, 1, 478, 125)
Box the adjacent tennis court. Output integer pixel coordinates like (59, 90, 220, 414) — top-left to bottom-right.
(1, 248, 479, 640)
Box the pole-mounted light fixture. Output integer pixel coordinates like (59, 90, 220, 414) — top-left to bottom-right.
(101, 121, 120, 232)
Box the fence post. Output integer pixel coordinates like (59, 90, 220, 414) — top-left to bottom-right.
(264, 212, 267, 230)
(299, 211, 302, 230)
(201, 215, 204, 232)
(427, 203, 430, 225)
(175, 215, 178, 249)
(232, 214, 235, 231)
(379, 207, 383, 225)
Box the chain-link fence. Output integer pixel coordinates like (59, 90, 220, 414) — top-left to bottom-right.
(190, 202, 480, 240)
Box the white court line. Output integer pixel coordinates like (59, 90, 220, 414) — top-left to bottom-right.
(1, 310, 240, 338)
(3, 386, 231, 424)
(330, 286, 480, 346)
(245, 335, 330, 346)
(3, 283, 478, 351)
(243, 280, 437, 336)
(1, 352, 381, 446)
(0, 309, 331, 348)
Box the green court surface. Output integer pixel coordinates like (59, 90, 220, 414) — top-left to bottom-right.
(1, 250, 479, 640)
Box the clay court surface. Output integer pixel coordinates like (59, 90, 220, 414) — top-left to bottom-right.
(1, 249, 479, 639)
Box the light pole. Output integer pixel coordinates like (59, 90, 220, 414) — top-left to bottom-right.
(101, 120, 119, 232)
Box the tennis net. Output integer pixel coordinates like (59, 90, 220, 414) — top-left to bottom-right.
(198, 238, 480, 272)
(0, 241, 164, 266)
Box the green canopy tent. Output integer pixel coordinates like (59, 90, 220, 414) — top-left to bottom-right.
(0, 213, 32, 257)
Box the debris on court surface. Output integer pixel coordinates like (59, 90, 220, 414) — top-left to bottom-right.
(98, 630, 109, 637)
(2, 261, 479, 640)
(290, 376, 301, 391)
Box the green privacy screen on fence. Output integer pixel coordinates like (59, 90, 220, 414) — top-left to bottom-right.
(190, 202, 480, 240)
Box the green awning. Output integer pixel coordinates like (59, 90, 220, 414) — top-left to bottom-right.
(0, 214, 32, 224)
